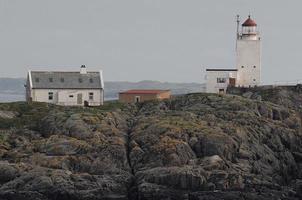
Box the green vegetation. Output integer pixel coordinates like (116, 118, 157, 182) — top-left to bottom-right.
(98, 100, 125, 111)
(0, 118, 15, 129)
(0, 102, 52, 130)
(0, 133, 5, 143)
(0, 100, 126, 130)
(0, 132, 9, 149)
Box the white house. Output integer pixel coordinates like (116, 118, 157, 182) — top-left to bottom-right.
(25, 65, 104, 106)
(206, 15, 261, 93)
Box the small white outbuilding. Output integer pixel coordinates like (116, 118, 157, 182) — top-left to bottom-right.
(205, 69, 237, 94)
(25, 65, 104, 106)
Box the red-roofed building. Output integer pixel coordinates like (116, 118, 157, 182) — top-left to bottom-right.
(119, 89, 171, 103)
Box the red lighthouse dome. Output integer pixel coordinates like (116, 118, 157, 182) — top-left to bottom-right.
(242, 15, 257, 27)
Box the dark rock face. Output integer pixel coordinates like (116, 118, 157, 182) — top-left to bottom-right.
(0, 104, 132, 200)
(1, 90, 302, 200)
(127, 94, 302, 199)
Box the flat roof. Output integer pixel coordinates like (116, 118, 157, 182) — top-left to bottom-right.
(119, 89, 170, 94)
(206, 69, 238, 72)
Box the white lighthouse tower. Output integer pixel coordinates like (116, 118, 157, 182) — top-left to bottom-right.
(236, 15, 261, 87)
(205, 15, 262, 94)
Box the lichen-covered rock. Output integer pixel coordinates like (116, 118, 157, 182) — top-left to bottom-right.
(0, 166, 131, 200)
(0, 111, 18, 119)
(0, 162, 19, 184)
(1, 89, 302, 199)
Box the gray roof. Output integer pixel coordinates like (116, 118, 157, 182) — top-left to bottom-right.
(29, 71, 103, 89)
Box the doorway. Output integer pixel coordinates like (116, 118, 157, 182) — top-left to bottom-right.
(77, 93, 83, 105)
(229, 78, 236, 87)
(135, 96, 141, 103)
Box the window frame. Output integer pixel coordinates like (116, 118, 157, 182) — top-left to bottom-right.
(48, 92, 54, 100)
(217, 78, 227, 83)
(89, 92, 94, 100)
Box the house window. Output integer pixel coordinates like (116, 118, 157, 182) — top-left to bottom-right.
(49, 78, 53, 82)
(217, 78, 226, 83)
(253, 66, 256, 68)
(241, 66, 244, 68)
(35, 78, 39, 82)
(69, 95, 74, 98)
(89, 92, 94, 100)
(48, 92, 53, 100)
(89, 78, 93, 83)
(60, 78, 64, 82)
(253, 79, 256, 81)
(79, 78, 83, 83)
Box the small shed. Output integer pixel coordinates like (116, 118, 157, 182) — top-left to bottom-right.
(119, 89, 171, 103)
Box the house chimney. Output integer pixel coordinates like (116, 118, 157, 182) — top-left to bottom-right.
(80, 65, 87, 74)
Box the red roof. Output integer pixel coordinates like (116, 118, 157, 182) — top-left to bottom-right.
(242, 16, 257, 27)
(119, 89, 170, 94)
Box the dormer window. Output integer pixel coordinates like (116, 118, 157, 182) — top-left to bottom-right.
(49, 78, 53, 82)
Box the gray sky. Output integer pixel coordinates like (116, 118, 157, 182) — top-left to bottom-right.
(0, 0, 301, 84)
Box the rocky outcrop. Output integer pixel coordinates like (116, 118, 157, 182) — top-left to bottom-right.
(126, 93, 302, 199)
(0, 111, 17, 119)
(0, 103, 132, 199)
(1, 90, 302, 199)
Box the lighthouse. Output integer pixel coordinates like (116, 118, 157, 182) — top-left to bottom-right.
(236, 15, 261, 87)
(205, 15, 262, 94)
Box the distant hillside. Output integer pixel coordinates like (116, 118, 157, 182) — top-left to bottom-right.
(0, 78, 205, 102)
(0, 78, 26, 102)
(0, 78, 25, 94)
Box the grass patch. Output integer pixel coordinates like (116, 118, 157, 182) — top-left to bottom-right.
(99, 100, 125, 111)
(0, 118, 16, 129)
(0, 102, 53, 130)
(0, 100, 125, 130)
